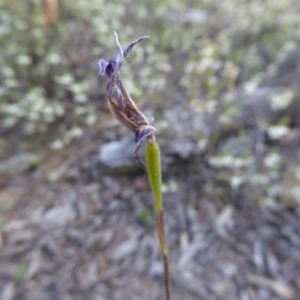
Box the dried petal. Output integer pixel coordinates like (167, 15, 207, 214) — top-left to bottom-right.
(98, 59, 108, 77)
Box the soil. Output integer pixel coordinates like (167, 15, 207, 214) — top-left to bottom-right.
(0, 123, 299, 300)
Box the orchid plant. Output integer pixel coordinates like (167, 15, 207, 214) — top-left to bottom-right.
(98, 32, 170, 300)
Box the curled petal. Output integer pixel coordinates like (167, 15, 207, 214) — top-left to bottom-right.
(123, 35, 150, 59)
(135, 125, 156, 144)
(98, 59, 109, 77)
(133, 125, 156, 171)
(114, 31, 124, 63)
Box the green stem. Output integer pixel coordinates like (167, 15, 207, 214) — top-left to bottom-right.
(146, 138, 170, 300)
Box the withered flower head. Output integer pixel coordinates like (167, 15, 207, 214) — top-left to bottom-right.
(98, 32, 156, 170)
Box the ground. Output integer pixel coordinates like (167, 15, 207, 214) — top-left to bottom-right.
(0, 124, 299, 300)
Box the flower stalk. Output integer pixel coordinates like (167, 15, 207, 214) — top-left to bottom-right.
(146, 136, 170, 300)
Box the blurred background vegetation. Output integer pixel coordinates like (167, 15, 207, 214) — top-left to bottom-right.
(1, 0, 300, 201)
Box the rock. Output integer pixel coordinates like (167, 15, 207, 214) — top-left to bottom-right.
(0, 153, 40, 175)
(215, 205, 234, 238)
(99, 137, 141, 174)
(0, 186, 25, 206)
(247, 274, 295, 300)
(86, 229, 114, 250)
(148, 261, 163, 277)
(3, 220, 32, 233)
(43, 204, 76, 227)
(160, 138, 201, 159)
(108, 229, 137, 262)
(98, 136, 200, 175)
(260, 46, 300, 88)
(1, 282, 16, 300)
(0, 231, 3, 249)
(5, 229, 35, 245)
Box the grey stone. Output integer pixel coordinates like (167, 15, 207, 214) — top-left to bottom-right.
(0, 153, 40, 175)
